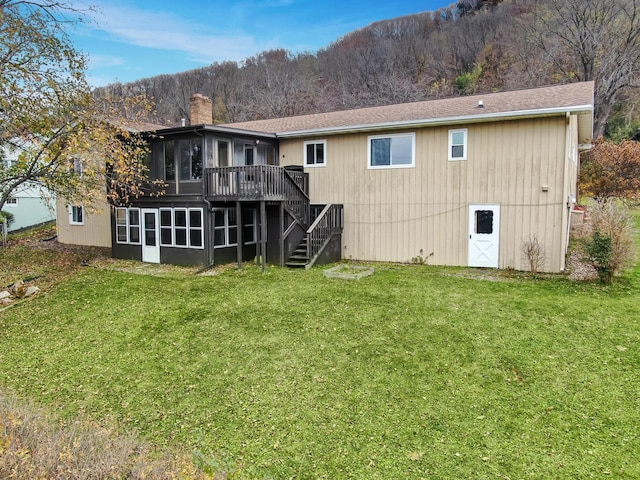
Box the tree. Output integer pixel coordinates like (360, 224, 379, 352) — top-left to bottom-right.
(0, 0, 162, 215)
(529, 0, 640, 137)
(579, 138, 640, 200)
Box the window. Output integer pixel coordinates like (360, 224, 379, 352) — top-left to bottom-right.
(475, 210, 494, 234)
(158, 208, 203, 249)
(69, 205, 83, 225)
(189, 208, 204, 248)
(368, 133, 415, 169)
(214, 208, 256, 248)
(304, 140, 326, 167)
(6, 197, 18, 206)
(72, 158, 83, 176)
(174, 208, 188, 246)
(448, 129, 468, 161)
(115, 208, 141, 244)
(160, 208, 174, 246)
(164, 140, 175, 181)
(179, 138, 202, 180)
(243, 209, 257, 244)
(217, 139, 230, 167)
(233, 143, 255, 166)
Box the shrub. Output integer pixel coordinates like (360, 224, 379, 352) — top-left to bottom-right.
(583, 198, 636, 283)
(584, 230, 614, 284)
(0, 210, 14, 227)
(521, 235, 546, 275)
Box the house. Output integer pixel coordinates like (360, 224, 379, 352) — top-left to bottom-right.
(1, 148, 56, 232)
(58, 82, 594, 273)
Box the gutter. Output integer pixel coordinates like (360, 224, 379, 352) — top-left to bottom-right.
(275, 104, 595, 138)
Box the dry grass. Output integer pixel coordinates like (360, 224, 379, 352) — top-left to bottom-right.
(0, 389, 211, 480)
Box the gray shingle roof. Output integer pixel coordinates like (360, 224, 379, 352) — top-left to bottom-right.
(221, 82, 594, 138)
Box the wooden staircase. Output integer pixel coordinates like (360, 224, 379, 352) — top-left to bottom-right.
(285, 203, 343, 269)
(285, 237, 311, 268)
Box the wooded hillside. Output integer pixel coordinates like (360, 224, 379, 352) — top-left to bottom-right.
(96, 0, 640, 140)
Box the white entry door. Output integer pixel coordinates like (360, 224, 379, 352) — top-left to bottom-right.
(141, 209, 160, 264)
(468, 204, 500, 268)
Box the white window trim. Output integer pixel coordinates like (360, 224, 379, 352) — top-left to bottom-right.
(115, 207, 141, 245)
(213, 207, 257, 248)
(367, 132, 416, 169)
(448, 128, 468, 161)
(115, 207, 127, 244)
(213, 208, 236, 248)
(6, 197, 18, 207)
(304, 140, 327, 168)
(68, 205, 84, 225)
(159, 208, 175, 247)
(188, 208, 204, 249)
(157, 208, 204, 250)
(173, 207, 189, 248)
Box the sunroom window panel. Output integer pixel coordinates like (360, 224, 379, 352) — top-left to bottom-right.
(228, 226, 238, 245)
(214, 228, 225, 246)
(164, 140, 175, 181)
(189, 209, 202, 228)
(175, 228, 187, 246)
(116, 226, 127, 243)
(190, 229, 203, 247)
(175, 210, 187, 228)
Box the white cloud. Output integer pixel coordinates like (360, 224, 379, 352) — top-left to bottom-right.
(85, 1, 266, 64)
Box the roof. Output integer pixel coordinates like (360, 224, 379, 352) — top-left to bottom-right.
(221, 82, 595, 142)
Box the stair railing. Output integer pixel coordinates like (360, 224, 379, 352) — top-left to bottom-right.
(305, 204, 343, 262)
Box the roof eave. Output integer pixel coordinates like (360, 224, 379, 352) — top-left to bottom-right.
(275, 104, 595, 138)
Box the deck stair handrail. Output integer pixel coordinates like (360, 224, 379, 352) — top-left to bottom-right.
(305, 203, 343, 265)
(282, 169, 310, 227)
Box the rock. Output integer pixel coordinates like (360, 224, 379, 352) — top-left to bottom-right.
(8, 279, 23, 295)
(0, 290, 11, 300)
(23, 286, 40, 298)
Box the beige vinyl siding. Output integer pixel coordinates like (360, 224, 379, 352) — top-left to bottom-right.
(56, 196, 112, 248)
(280, 116, 570, 272)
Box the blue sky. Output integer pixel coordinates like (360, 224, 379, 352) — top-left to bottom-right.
(68, 0, 454, 87)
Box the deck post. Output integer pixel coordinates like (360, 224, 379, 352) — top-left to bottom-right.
(279, 202, 284, 266)
(236, 201, 242, 270)
(260, 200, 267, 273)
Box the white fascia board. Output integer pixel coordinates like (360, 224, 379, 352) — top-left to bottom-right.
(276, 104, 594, 138)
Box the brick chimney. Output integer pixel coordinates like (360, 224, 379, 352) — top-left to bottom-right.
(189, 93, 213, 125)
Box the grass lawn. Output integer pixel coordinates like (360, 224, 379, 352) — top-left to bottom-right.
(1, 231, 639, 478)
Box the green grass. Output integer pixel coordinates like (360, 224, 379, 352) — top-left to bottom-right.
(1, 238, 640, 478)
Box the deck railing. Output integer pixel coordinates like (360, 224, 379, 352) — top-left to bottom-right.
(205, 165, 310, 225)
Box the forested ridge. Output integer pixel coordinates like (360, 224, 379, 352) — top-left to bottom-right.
(96, 0, 640, 140)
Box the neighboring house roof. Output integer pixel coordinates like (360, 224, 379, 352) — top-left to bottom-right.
(220, 82, 594, 142)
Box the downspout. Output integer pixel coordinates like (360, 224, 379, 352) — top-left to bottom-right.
(192, 127, 217, 269)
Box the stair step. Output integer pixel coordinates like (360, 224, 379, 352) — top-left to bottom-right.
(285, 261, 308, 268)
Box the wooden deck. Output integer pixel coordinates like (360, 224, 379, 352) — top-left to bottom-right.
(204, 165, 308, 202)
